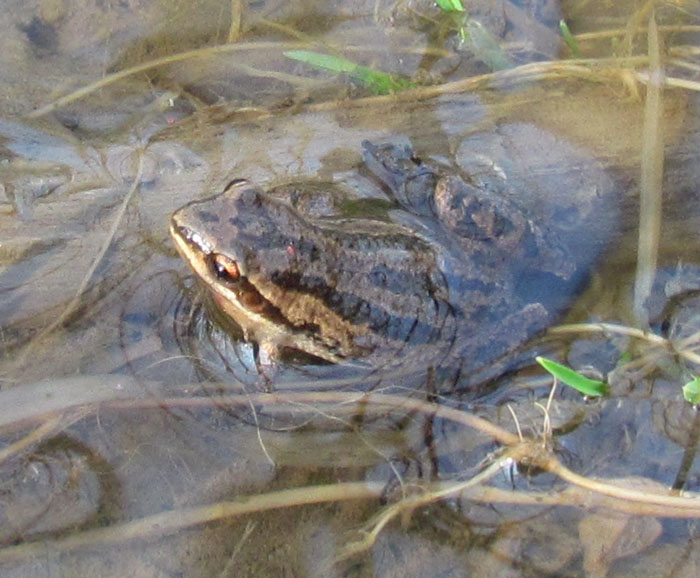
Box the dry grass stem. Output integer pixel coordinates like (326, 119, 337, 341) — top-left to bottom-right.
(634, 13, 665, 326)
(550, 322, 667, 343)
(668, 58, 700, 72)
(11, 151, 145, 368)
(27, 42, 651, 120)
(2, 391, 700, 564)
(0, 482, 386, 565)
(0, 413, 84, 465)
(551, 322, 700, 366)
(218, 521, 256, 578)
(641, 73, 700, 91)
(507, 403, 525, 441)
(575, 24, 700, 42)
(339, 456, 509, 559)
(25, 41, 309, 118)
(227, 0, 245, 44)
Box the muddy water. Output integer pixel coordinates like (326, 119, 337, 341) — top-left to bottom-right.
(1, 1, 700, 576)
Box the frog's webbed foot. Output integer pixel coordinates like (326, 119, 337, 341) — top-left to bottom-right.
(361, 140, 440, 216)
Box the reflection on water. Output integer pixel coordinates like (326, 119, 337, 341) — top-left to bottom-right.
(1, 0, 700, 576)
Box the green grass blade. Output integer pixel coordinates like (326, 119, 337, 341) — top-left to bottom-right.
(284, 50, 414, 95)
(350, 65, 415, 94)
(536, 356, 607, 397)
(559, 19, 580, 58)
(435, 0, 465, 12)
(284, 50, 357, 73)
(683, 376, 700, 404)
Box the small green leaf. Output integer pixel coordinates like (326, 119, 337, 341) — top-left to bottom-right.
(683, 376, 700, 404)
(351, 65, 414, 94)
(559, 19, 580, 58)
(284, 50, 415, 95)
(536, 356, 607, 397)
(435, 0, 465, 12)
(284, 50, 358, 73)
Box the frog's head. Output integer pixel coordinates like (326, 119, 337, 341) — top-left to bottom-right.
(170, 179, 364, 362)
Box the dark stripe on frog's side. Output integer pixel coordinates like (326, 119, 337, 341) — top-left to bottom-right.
(219, 265, 455, 356)
(209, 264, 353, 355)
(268, 270, 453, 346)
(228, 209, 504, 323)
(223, 211, 460, 349)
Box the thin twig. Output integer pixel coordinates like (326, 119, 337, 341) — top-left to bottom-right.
(12, 151, 145, 367)
(0, 481, 386, 564)
(339, 454, 510, 559)
(550, 322, 700, 365)
(0, 413, 80, 464)
(26, 42, 308, 118)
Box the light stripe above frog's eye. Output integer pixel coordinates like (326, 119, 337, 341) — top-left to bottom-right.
(211, 253, 241, 283)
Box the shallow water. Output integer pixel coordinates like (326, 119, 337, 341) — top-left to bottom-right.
(1, 1, 700, 576)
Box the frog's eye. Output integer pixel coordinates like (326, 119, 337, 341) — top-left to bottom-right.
(211, 253, 240, 283)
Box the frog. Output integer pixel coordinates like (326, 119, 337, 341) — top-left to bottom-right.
(170, 132, 608, 388)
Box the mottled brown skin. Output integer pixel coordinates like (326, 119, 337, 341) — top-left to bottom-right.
(170, 141, 579, 378)
(171, 179, 455, 365)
